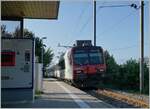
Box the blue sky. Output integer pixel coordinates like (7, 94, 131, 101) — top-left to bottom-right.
(3, 1, 149, 65)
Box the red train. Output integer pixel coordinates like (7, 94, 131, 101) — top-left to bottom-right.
(54, 40, 106, 88)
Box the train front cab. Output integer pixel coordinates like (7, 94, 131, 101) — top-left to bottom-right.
(71, 46, 106, 88)
(73, 65, 106, 88)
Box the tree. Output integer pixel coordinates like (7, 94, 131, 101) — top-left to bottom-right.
(1, 24, 12, 37)
(13, 26, 20, 37)
(1, 24, 6, 34)
(23, 28, 54, 67)
(118, 59, 139, 90)
(104, 50, 119, 85)
(24, 29, 35, 38)
(117, 59, 149, 94)
(144, 63, 149, 94)
(24, 28, 54, 67)
(1, 26, 54, 67)
(34, 37, 43, 63)
(43, 48, 54, 67)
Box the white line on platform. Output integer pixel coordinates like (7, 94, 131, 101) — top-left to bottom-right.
(56, 81, 90, 108)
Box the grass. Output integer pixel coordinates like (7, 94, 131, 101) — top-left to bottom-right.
(98, 82, 149, 95)
(35, 90, 43, 99)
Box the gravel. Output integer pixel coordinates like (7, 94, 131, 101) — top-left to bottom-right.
(112, 89, 149, 104)
(85, 90, 141, 108)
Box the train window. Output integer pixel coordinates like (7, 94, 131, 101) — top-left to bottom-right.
(73, 53, 89, 65)
(90, 49, 101, 53)
(89, 52, 103, 64)
(1, 52, 15, 66)
(74, 50, 86, 53)
(74, 53, 88, 58)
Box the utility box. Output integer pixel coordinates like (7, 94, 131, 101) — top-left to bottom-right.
(1, 38, 35, 103)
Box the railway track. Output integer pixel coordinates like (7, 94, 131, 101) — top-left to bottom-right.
(85, 88, 149, 108)
(98, 89, 149, 108)
(55, 78, 149, 108)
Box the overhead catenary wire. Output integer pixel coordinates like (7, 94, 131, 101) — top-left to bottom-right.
(98, 3, 140, 9)
(97, 11, 137, 39)
(77, 3, 140, 37)
(76, 3, 114, 35)
(99, 4, 131, 8)
(97, 3, 141, 39)
(108, 43, 148, 52)
(109, 44, 139, 51)
(77, 2, 106, 36)
(77, 15, 92, 35)
(72, 4, 90, 35)
(66, 3, 90, 45)
(96, 3, 146, 66)
(66, 2, 142, 46)
(75, 4, 90, 31)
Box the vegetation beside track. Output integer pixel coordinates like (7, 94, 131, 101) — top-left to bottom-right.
(96, 89, 149, 108)
(101, 51, 149, 94)
(35, 90, 44, 99)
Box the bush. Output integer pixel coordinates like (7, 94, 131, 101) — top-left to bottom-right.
(103, 51, 149, 94)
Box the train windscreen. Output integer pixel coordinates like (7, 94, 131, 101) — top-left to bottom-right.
(73, 49, 103, 65)
(89, 49, 103, 64)
(73, 50, 89, 65)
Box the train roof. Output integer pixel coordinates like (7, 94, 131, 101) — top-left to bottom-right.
(72, 45, 103, 49)
(64, 46, 103, 55)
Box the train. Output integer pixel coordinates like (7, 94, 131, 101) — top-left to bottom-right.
(53, 40, 106, 88)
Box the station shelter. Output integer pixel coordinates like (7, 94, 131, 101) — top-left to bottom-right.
(1, 1, 59, 103)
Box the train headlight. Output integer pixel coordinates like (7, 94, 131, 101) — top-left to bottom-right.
(96, 68, 104, 72)
(76, 70, 82, 73)
(100, 69, 104, 72)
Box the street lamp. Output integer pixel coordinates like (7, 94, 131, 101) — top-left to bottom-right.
(41, 37, 47, 77)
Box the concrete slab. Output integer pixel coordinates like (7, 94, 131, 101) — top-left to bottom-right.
(2, 78, 113, 108)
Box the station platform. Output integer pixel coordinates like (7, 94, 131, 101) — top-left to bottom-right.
(2, 78, 113, 108)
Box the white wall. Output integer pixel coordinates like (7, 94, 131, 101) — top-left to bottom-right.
(35, 63, 43, 92)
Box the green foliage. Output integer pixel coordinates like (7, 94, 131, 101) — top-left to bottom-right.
(43, 48, 54, 67)
(1, 24, 12, 37)
(117, 59, 139, 90)
(104, 50, 119, 84)
(35, 90, 43, 99)
(34, 37, 43, 63)
(143, 63, 149, 94)
(24, 29, 35, 38)
(103, 50, 149, 94)
(13, 26, 20, 37)
(5, 26, 54, 67)
(1, 24, 6, 34)
(23, 29, 54, 67)
(2, 25, 54, 75)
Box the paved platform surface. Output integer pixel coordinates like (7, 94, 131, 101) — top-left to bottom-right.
(2, 78, 113, 108)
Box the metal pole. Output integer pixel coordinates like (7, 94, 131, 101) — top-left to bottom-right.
(20, 19, 24, 37)
(140, 0, 144, 94)
(94, 0, 96, 46)
(41, 37, 46, 77)
(41, 43, 44, 77)
(41, 41, 44, 92)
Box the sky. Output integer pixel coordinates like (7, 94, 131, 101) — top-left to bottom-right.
(2, 1, 149, 65)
